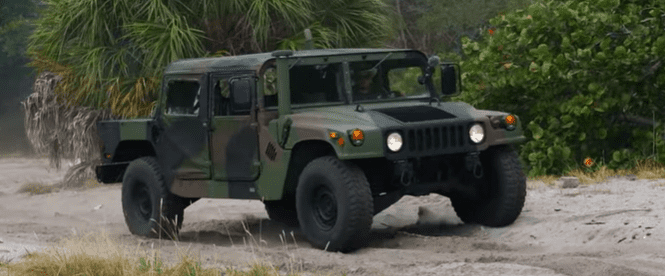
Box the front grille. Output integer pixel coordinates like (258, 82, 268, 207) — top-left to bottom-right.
(385, 122, 479, 159)
(406, 125, 465, 152)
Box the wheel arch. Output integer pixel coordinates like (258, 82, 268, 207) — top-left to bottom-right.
(281, 140, 337, 199)
(112, 140, 157, 162)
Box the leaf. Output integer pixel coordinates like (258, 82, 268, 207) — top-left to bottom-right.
(597, 128, 607, 139)
(561, 36, 571, 48)
(547, 147, 555, 157)
(612, 150, 622, 162)
(528, 152, 540, 161)
(562, 122, 575, 129)
(561, 115, 573, 124)
(579, 132, 586, 141)
(532, 126, 544, 139)
(537, 44, 549, 58)
(562, 147, 571, 159)
(547, 116, 560, 129)
(541, 61, 552, 74)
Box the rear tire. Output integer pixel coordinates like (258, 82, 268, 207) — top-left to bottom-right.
(450, 146, 527, 227)
(296, 156, 373, 252)
(121, 157, 186, 239)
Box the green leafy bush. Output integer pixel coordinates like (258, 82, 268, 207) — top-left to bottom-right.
(450, 0, 665, 176)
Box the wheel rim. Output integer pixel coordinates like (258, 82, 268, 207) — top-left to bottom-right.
(312, 185, 337, 231)
(134, 183, 152, 221)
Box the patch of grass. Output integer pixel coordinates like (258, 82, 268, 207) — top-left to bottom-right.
(0, 228, 279, 276)
(0, 207, 341, 276)
(530, 157, 665, 186)
(16, 181, 58, 195)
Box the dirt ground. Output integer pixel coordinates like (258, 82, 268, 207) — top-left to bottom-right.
(1, 157, 664, 276)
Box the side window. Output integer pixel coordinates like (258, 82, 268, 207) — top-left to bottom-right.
(212, 79, 230, 116)
(263, 67, 278, 108)
(165, 80, 201, 115)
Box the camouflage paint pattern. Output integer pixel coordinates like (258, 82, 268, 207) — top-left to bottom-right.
(96, 48, 526, 202)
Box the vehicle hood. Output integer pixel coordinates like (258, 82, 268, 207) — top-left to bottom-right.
(289, 101, 496, 129)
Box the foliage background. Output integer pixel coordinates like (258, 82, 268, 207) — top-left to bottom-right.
(26, 0, 392, 119)
(450, 0, 665, 176)
(0, 0, 39, 155)
(3, 0, 664, 178)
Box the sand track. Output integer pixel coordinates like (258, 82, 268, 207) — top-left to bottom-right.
(1, 157, 664, 275)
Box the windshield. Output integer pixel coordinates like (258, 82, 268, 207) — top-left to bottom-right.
(289, 63, 345, 106)
(283, 56, 433, 108)
(349, 57, 431, 103)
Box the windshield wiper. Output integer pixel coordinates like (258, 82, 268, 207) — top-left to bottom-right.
(288, 58, 303, 69)
(370, 53, 392, 71)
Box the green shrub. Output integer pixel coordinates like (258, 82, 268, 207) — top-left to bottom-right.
(449, 0, 665, 176)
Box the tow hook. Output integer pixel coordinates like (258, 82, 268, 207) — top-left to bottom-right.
(465, 152, 484, 179)
(393, 160, 413, 187)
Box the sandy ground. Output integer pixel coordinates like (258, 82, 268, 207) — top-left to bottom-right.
(1, 157, 664, 276)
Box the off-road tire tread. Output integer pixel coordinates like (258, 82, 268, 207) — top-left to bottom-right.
(122, 157, 185, 239)
(484, 146, 526, 226)
(451, 146, 526, 227)
(297, 156, 373, 252)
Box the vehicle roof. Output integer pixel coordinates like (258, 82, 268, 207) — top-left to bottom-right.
(164, 48, 424, 75)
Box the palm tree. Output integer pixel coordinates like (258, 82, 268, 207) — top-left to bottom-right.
(23, 0, 391, 186)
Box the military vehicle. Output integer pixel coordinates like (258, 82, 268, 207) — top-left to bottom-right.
(95, 46, 527, 252)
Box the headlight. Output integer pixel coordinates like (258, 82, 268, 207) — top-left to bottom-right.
(387, 132, 403, 152)
(469, 124, 484, 144)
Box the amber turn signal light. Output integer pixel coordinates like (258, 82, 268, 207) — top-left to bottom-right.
(505, 114, 516, 125)
(348, 129, 364, 146)
(329, 131, 338, 139)
(352, 129, 364, 140)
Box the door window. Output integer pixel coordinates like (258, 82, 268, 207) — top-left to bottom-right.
(263, 67, 278, 108)
(165, 80, 201, 115)
(212, 79, 231, 116)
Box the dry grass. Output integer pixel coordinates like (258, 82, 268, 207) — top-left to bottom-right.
(14, 177, 102, 195)
(528, 157, 665, 187)
(0, 208, 341, 276)
(16, 181, 59, 195)
(22, 71, 117, 187)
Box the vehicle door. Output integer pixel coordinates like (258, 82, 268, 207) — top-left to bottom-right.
(209, 74, 261, 183)
(156, 75, 211, 179)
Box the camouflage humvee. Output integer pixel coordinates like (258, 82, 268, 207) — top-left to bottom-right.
(95, 47, 527, 252)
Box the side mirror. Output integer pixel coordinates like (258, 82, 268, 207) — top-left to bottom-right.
(428, 55, 440, 67)
(419, 55, 441, 85)
(230, 78, 253, 112)
(440, 63, 461, 96)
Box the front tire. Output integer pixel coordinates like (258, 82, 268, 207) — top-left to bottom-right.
(450, 146, 527, 227)
(296, 156, 373, 252)
(121, 157, 186, 239)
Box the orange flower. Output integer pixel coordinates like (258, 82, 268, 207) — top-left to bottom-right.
(584, 157, 594, 167)
(488, 28, 495, 36)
